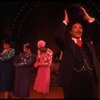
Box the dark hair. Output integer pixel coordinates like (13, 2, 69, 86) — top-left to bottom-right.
(2, 39, 13, 46)
(66, 20, 83, 32)
(23, 43, 32, 49)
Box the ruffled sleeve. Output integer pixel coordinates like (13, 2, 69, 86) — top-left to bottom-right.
(0, 48, 15, 61)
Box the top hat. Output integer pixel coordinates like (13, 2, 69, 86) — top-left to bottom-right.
(67, 3, 85, 20)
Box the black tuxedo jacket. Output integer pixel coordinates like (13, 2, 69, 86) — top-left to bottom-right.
(55, 19, 100, 87)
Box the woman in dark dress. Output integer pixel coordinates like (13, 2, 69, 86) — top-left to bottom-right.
(0, 40, 15, 99)
(13, 43, 35, 98)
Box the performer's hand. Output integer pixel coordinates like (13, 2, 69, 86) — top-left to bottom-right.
(34, 62, 39, 68)
(63, 10, 69, 24)
(81, 7, 95, 23)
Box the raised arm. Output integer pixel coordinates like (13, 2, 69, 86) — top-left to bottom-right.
(63, 10, 69, 25)
(81, 7, 95, 23)
(81, 6, 100, 38)
(55, 10, 69, 51)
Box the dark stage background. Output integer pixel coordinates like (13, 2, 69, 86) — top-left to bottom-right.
(0, 0, 100, 87)
(0, 1, 100, 54)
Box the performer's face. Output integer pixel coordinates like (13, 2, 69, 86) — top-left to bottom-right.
(23, 47, 29, 54)
(3, 43, 10, 50)
(70, 23, 83, 39)
(39, 47, 46, 53)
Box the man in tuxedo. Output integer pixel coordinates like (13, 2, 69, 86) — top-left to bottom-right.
(55, 4, 100, 98)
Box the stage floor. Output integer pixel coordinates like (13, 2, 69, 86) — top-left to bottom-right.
(0, 86, 100, 99)
(0, 86, 63, 99)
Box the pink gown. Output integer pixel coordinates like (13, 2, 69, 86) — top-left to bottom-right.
(34, 48, 53, 94)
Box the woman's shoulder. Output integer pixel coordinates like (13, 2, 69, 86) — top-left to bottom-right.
(47, 48, 53, 55)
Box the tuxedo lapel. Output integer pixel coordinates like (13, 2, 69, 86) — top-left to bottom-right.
(85, 42, 94, 59)
(69, 39, 77, 58)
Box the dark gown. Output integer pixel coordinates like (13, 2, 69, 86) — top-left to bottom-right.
(13, 53, 35, 98)
(0, 48, 15, 91)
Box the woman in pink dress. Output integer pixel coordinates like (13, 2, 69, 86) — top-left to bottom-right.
(34, 40, 53, 98)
